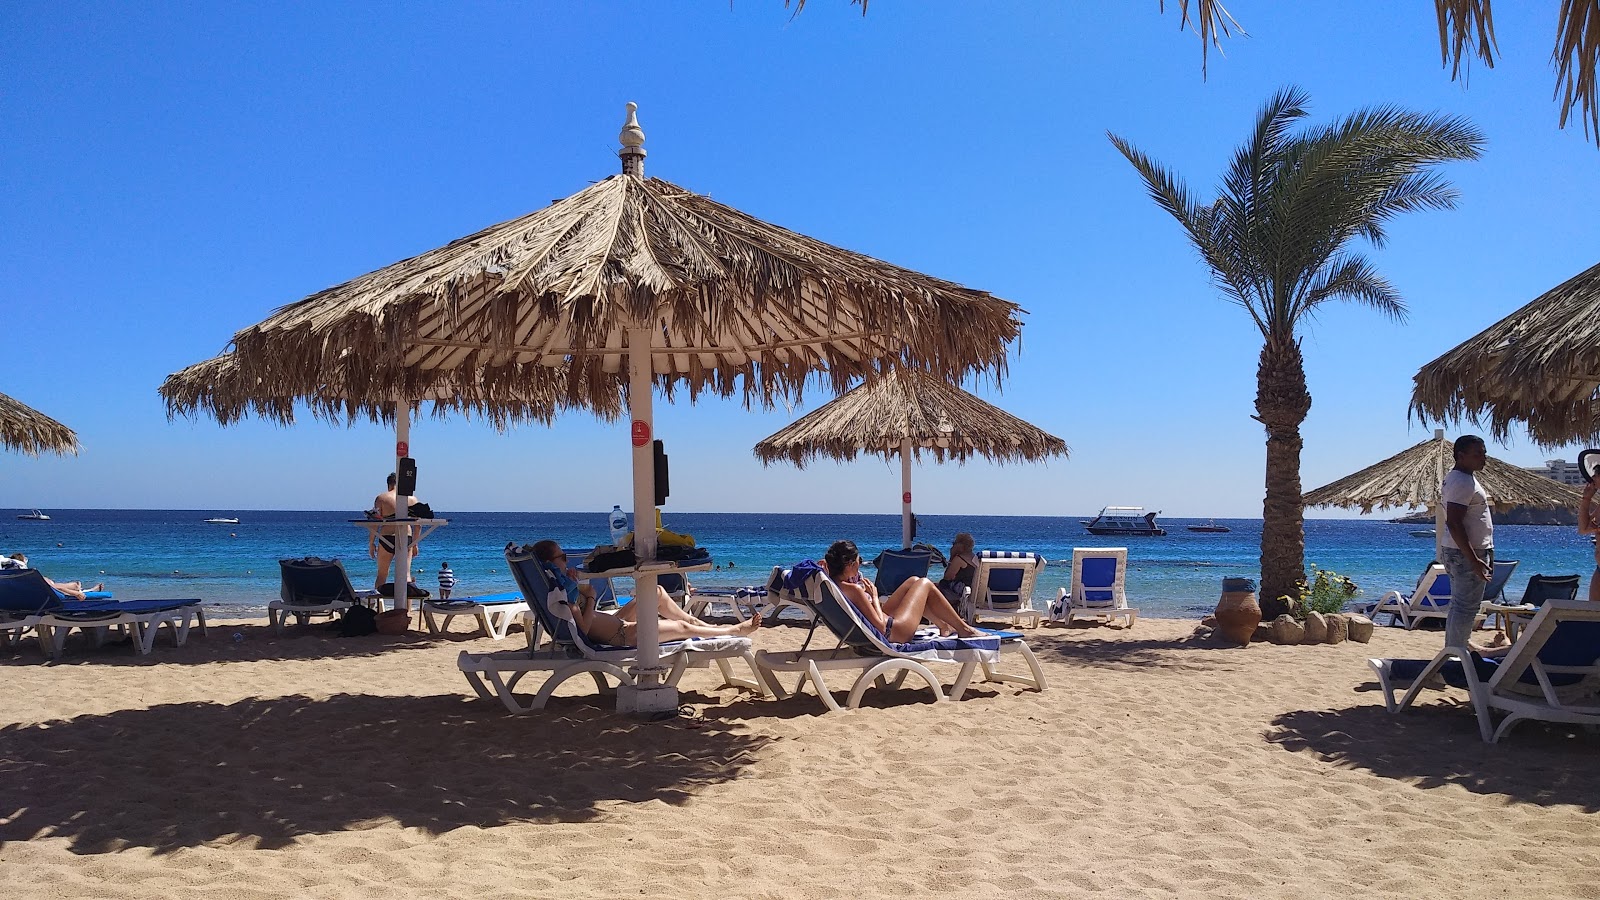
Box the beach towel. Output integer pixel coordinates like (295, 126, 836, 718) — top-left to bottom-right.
(784, 559, 822, 591)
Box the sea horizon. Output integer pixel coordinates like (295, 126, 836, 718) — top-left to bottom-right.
(4, 509, 1591, 619)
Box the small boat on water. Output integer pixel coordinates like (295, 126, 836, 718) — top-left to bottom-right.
(1186, 520, 1231, 533)
(1085, 506, 1167, 536)
(1410, 529, 1436, 538)
(203, 516, 240, 525)
(16, 509, 50, 521)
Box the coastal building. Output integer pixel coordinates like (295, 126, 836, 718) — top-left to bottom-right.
(1529, 459, 1585, 486)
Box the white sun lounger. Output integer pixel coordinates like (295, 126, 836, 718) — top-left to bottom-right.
(421, 591, 529, 640)
(1366, 599, 1600, 743)
(457, 546, 764, 714)
(1050, 547, 1138, 627)
(753, 567, 1047, 712)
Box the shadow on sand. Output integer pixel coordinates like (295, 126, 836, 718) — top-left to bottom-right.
(0, 690, 771, 854)
(1267, 700, 1600, 811)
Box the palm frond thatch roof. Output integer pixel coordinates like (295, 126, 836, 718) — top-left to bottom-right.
(753, 368, 1067, 467)
(160, 174, 1021, 426)
(161, 351, 602, 428)
(1411, 260, 1600, 447)
(0, 391, 79, 456)
(1303, 435, 1580, 513)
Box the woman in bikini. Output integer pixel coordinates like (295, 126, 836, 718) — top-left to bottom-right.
(823, 539, 980, 642)
(531, 540, 759, 645)
(937, 532, 978, 603)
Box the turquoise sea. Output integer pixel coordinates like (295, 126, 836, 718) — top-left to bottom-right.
(3, 509, 1593, 618)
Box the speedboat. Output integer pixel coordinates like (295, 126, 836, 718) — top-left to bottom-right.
(203, 516, 240, 524)
(1085, 506, 1166, 536)
(1410, 529, 1436, 538)
(1186, 520, 1231, 533)
(15, 509, 50, 521)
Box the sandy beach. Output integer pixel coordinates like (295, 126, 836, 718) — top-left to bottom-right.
(2, 614, 1597, 899)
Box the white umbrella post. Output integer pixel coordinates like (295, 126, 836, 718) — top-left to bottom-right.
(618, 323, 675, 714)
(900, 438, 914, 549)
(1434, 428, 1447, 563)
(394, 400, 414, 613)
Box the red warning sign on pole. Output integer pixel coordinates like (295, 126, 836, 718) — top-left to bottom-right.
(631, 421, 651, 448)
(396, 441, 409, 457)
(902, 491, 912, 504)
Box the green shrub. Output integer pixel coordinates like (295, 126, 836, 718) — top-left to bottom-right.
(1287, 565, 1361, 619)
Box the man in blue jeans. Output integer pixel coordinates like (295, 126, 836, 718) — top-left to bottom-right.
(1441, 435, 1494, 651)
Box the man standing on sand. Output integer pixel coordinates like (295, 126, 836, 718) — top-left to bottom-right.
(1441, 435, 1495, 652)
(368, 473, 421, 592)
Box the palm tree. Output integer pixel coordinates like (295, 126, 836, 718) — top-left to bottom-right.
(1109, 87, 1484, 615)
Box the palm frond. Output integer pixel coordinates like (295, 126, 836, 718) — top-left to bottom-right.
(1435, 0, 1498, 81)
(1295, 255, 1404, 322)
(1552, 0, 1600, 138)
(1160, 0, 1244, 77)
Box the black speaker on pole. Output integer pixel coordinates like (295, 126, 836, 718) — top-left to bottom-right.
(396, 457, 418, 496)
(653, 440, 669, 506)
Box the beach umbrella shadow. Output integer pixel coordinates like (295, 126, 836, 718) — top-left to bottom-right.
(0, 692, 773, 854)
(1266, 704, 1600, 810)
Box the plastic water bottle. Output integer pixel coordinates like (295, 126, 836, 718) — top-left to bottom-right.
(608, 505, 630, 545)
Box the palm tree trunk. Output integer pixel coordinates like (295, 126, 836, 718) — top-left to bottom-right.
(1256, 333, 1310, 618)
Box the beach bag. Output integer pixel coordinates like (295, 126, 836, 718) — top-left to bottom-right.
(407, 501, 435, 519)
(339, 605, 379, 637)
(586, 547, 637, 572)
(374, 609, 411, 635)
(377, 581, 430, 599)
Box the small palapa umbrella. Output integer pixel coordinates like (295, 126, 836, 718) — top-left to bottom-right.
(753, 368, 1067, 548)
(0, 391, 79, 456)
(161, 104, 1022, 711)
(1303, 429, 1582, 559)
(1412, 260, 1600, 447)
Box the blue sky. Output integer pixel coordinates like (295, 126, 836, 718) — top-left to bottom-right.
(3, 2, 1597, 518)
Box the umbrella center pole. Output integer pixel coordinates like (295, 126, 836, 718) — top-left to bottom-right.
(616, 322, 678, 715)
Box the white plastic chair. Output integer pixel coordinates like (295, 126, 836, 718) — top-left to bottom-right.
(969, 550, 1046, 628)
(1051, 547, 1138, 627)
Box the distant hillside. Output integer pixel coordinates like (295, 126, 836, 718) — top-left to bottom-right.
(1391, 505, 1577, 526)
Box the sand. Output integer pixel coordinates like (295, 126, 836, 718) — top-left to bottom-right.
(2, 613, 1598, 899)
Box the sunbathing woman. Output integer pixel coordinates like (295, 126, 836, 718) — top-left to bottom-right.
(823, 539, 981, 641)
(3, 553, 103, 601)
(531, 540, 759, 645)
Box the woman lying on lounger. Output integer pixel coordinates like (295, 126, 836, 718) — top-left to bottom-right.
(3, 553, 103, 601)
(823, 539, 981, 642)
(531, 540, 759, 645)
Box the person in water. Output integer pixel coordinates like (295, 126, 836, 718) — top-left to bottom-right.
(823, 539, 980, 642)
(531, 540, 759, 645)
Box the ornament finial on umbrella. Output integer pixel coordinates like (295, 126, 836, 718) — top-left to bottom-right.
(619, 102, 646, 176)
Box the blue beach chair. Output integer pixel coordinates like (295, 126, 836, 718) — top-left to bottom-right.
(969, 550, 1047, 628)
(753, 568, 1046, 712)
(421, 588, 529, 640)
(1363, 565, 1453, 629)
(1367, 599, 1600, 743)
(1052, 547, 1138, 628)
(0, 568, 205, 657)
(271, 557, 380, 634)
(872, 546, 937, 596)
(454, 545, 762, 714)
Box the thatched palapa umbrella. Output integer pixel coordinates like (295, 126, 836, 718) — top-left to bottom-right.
(161, 104, 1021, 712)
(753, 369, 1067, 548)
(1304, 429, 1581, 559)
(1412, 260, 1600, 447)
(1, 391, 79, 456)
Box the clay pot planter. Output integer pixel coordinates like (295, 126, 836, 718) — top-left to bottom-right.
(1214, 577, 1262, 645)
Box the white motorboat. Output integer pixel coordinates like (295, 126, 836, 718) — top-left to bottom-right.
(16, 509, 50, 521)
(1085, 506, 1166, 536)
(203, 516, 240, 525)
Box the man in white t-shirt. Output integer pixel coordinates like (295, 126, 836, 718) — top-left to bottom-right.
(1440, 434, 1494, 651)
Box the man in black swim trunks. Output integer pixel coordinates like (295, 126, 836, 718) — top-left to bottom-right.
(368, 473, 422, 591)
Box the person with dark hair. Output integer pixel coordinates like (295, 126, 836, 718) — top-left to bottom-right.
(368, 472, 422, 592)
(937, 532, 978, 605)
(1442, 435, 1496, 652)
(530, 540, 758, 645)
(823, 539, 980, 641)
